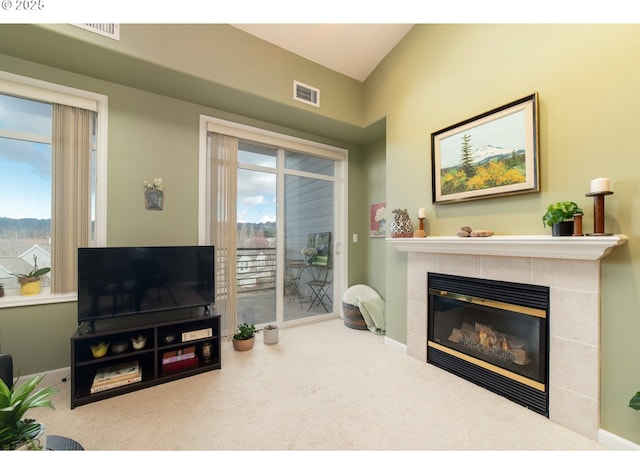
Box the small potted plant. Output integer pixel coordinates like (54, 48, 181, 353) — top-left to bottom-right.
(11, 255, 50, 296)
(232, 323, 257, 351)
(0, 283, 4, 298)
(542, 201, 583, 236)
(0, 373, 58, 450)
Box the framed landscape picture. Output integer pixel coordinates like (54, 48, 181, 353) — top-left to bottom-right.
(431, 93, 539, 204)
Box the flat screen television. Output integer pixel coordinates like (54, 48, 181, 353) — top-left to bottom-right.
(77, 245, 214, 330)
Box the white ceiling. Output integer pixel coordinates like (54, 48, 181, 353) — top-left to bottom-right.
(231, 24, 414, 82)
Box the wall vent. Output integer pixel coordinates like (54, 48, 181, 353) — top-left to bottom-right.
(72, 24, 120, 40)
(293, 81, 320, 108)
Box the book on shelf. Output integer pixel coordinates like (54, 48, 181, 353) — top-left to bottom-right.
(162, 346, 196, 365)
(90, 374, 142, 394)
(162, 356, 199, 373)
(92, 360, 140, 386)
(181, 328, 212, 342)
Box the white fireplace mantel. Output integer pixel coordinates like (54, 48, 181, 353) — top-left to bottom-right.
(391, 233, 628, 442)
(389, 234, 628, 260)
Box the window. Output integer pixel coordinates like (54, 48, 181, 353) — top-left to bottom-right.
(0, 72, 107, 305)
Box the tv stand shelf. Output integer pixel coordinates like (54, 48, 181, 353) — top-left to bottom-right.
(70, 308, 221, 409)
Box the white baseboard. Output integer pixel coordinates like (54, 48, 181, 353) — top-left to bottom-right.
(598, 429, 640, 450)
(384, 336, 407, 353)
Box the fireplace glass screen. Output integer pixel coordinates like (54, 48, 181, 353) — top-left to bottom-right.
(427, 273, 549, 415)
(430, 294, 545, 383)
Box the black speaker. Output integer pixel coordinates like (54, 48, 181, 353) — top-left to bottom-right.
(0, 354, 14, 388)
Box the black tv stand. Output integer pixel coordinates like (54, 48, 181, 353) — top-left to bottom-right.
(70, 308, 221, 409)
(83, 321, 96, 334)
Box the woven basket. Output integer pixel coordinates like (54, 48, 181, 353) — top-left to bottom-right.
(342, 302, 367, 330)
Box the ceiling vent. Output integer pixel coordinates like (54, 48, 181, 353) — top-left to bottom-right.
(293, 81, 320, 108)
(72, 24, 120, 40)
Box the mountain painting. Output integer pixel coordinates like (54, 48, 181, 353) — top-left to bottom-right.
(431, 94, 539, 204)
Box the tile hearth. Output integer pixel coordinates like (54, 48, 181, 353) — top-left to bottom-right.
(391, 235, 627, 441)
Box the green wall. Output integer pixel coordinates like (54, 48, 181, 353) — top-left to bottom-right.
(1, 23, 639, 444)
(0, 30, 363, 373)
(364, 24, 640, 444)
(363, 136, 387, 298)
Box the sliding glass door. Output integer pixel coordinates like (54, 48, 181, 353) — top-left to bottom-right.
(201, 116, 346, 337)
(235, 141, 337, 326)
(282, 151, 334, 321)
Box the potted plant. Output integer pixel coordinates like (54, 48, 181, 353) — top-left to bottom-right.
(630, 390, 640, 410)
(0, 283, 4, 298)
(542, 201, 583, 236)
(0, 373, 58, 450)
(11, 255, 50, 296)
(232, 323, 257, 351)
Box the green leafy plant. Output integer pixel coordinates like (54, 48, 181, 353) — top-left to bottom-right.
(0, 373, 58, 449)
(11, 255, 50, 284)
(542, 201, 583, 227)
(630, 391, 640, 410)
(233, 323, 257, 340)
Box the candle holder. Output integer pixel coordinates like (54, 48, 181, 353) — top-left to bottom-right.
(572, 212, 583, 236)
(413, 217, 426, 238)
(585, 190, 613, 236)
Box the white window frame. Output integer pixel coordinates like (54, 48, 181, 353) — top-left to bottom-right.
(0, 71, 108, 308)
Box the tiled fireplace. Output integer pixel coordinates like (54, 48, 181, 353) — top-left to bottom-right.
(391, 235, 627, 441)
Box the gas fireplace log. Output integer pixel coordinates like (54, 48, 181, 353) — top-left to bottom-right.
(448, 325, 530, 366)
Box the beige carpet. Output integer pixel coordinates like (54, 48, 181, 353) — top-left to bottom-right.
(33, 319, 604, 450)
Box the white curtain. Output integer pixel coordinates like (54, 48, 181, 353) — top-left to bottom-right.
(51, 104, 92, 294)
(209, 133, 238, 338)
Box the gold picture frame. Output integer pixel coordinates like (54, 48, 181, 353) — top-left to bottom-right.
(431, 93, 539, 204)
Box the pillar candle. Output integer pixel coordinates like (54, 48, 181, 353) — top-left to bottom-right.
(590, 177, 610, 193)
(418, 208, 426, 218)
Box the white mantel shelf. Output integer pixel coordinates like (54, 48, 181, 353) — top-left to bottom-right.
(389, 234, 628, 260)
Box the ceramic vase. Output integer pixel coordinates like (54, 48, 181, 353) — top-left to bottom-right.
(391, 216, 414, 238)
(263, 325, 278, 345)
(20, 279, 41, 296)
(233, 336, 255, 351)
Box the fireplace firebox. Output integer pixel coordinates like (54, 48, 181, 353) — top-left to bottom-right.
(427, 273, 549, 416)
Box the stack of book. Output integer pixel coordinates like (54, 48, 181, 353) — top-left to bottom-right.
(90, 360, 141, 394)
(162, 345, 199, 373)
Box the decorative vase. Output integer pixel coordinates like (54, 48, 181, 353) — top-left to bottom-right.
(20, 279, 41, 296)
(233, 336, 255, 351)
(551, 221, 573, 237)
(145, 188, 164, 210)
(390, 208, 414, 238)
(263, 325, 278, 345)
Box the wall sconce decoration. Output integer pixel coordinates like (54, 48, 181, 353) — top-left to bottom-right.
(144, 177, 164, 211)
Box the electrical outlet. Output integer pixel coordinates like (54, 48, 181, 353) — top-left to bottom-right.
(353, 234, 358, 243)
